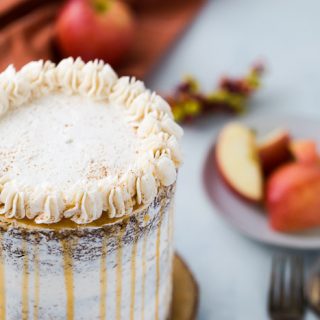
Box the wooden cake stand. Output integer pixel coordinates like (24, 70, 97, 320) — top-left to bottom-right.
(170, 254, 199, 320)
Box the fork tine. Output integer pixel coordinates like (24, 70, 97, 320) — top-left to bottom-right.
(278, 255, 286, 309)
(296, 256, 304, 310)
(289, 256, 297, 305)
(269, 254, 305, 320)
(269, 255, 278, 311)
(290, 255, 304, 310)
(269, 255, 286, 312)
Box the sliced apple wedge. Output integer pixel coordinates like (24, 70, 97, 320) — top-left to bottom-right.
(257, 129, 291, 175)
(215, 122, 263, 203)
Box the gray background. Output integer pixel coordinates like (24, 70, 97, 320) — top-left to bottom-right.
(148, 0, 320, 319)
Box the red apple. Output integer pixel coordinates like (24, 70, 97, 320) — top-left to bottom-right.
(266, 163, 320, 232)
(289, 140, 319, 164)
(215, 122, 263, 203)
(55, 0, 136, 66)
(257, 129, 291, 175)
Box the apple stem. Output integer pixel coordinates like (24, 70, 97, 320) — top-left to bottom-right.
(93, 0, 113, 13)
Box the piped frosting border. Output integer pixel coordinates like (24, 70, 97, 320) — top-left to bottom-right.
(0, 58, 183, 224)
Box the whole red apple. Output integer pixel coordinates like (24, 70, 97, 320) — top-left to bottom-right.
(266, 163, 320, 232)
(55, 0, 136, 66)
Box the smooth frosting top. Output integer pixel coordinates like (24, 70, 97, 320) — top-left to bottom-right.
(0, 58, 183, 224)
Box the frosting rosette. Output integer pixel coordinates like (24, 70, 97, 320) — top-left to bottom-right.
(0, 58, 183, 224)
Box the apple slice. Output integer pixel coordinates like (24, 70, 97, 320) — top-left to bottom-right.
(257, 129, 291, 175)
(215, 122, 263, 203)
(289, 139, 319, 164)
(266, 163, 320, 232)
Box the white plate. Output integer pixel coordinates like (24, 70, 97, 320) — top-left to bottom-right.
(203, 112, 320, 250)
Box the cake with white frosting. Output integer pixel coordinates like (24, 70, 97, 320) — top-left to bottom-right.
(0, 58, 182, 320)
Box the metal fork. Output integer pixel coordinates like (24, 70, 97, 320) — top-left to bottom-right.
(268, 255, 305, 320)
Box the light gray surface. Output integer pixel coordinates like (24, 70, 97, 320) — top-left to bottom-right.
(147, 0, 320, 319)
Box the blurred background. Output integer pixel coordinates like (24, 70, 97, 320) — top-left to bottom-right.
(2, 0, 320, 319)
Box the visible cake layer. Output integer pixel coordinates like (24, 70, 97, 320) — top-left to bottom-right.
(0, 185, 175, 320)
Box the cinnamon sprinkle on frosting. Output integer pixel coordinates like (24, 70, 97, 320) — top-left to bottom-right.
(0, 58, 183, 224)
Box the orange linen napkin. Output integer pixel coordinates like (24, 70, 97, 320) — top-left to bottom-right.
(0, 0, 205, 78)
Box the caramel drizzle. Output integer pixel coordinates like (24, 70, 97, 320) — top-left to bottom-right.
(155, 217, 162, 320)
(99, 237, 107, 320)
(33, 243, 40, 320)
(167, 208, 172, 259)
(62, 239, 76, 320)
(129, 225, 138, 320)
(115, 227, 125, 320)
(170, 206, 174, 244)
(168, 205, 174, 267)
(141, 231, 147, 320)
(0, 234, 6, 320)
(21, 239, 29, 320)
(167, 206, 174, 306)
